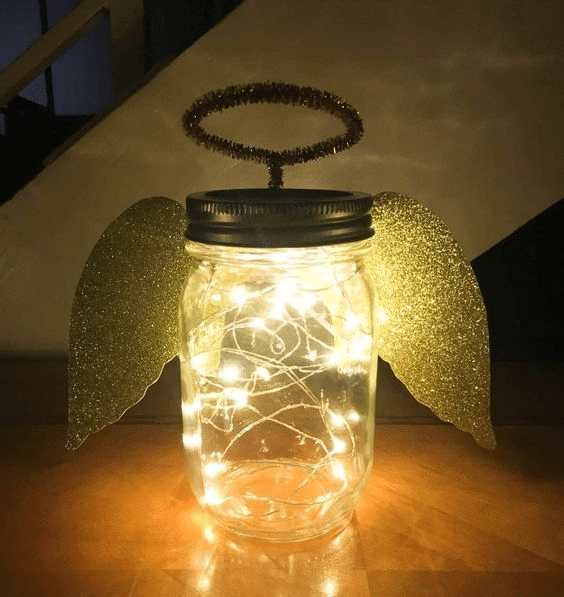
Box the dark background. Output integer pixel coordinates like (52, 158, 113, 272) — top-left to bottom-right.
(0, 0, 241, 204)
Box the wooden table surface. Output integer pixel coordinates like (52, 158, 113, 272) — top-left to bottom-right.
(1, 423, 563, 596)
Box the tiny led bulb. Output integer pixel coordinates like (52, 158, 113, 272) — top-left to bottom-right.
(331, 461, 346, 480)
(203, 487, 224, 505)
(203, 526, 215, 542)
(251, 317, 265, 329)
(231, 286, 248, 305)
(328, 351, 344, 366)
(192, 354, 205, 369)
(323, 579, 338, 597)
(347, 410, 361, 423)
(220, 365, 240, 383)
(182, 398, 201, 417)
(331, 412, 345, 427)
(226, 388, 248, 407)
(256, 367, 271, 381)
(203, 461, 226, 478)
(332, 438, 347, 454)
(183, 432, 201, 449)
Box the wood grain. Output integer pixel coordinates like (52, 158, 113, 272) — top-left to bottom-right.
(1, 424, 562, 595)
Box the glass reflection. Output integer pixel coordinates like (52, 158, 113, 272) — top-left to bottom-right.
(190, 517, 360, 596)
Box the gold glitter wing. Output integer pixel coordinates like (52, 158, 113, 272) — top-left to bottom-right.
(67, 197, 193, 449)
(368, 192, 496, 449)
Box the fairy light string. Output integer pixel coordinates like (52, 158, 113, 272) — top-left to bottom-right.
(183, 258, 372, 520)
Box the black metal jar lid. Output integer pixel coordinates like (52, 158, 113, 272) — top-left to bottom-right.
(185, 188, 374, 248)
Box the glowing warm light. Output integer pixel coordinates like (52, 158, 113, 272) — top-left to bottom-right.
(347, 410, 361, 423)
(203, 526, 215, 542)
(196, 558, 215, 593)
(197, 576, 211, 592)
(231, 286, 248, 305)
(276, 282, 295, 301)
(182, 432, 201, 449)
(352, 333, 372, 351)
(203, 487, 224, 505)
(377, 307, 388, 324)
(203, 460, 227, 478)
(180, 237, 376, 541)
(322, 578, 338, 597)
(271, 251, 290, 263)
(331, 460, 346, 480)
(192, 354, 205, 368)
(182, 398, 201, 417)
(227, 539, 243, 553)
(318, 499, 332, 516)
(346, 332, 372, 371)
(344, 309, 362, 331)
(331, 412, 345, 427)
(226, 387, 248, 407)
(268, 293, 286, 318)
(220, 365, 240, 383)
(294, 292, 317, 315)
(332, 438, 347, 454)
(328, 351, 344, 366)
(269, 305, 284, 319)
(251, 317, 265, 329)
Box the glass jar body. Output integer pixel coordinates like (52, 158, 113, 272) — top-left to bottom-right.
(179, 239, 377, 542)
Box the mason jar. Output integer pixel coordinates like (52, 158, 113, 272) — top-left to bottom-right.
(179, 189, 377, 542)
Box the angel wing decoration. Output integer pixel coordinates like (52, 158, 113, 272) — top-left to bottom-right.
(66, 197, 194, 449)
(67, 193, 495, 449)
(368, 192, 495, 449)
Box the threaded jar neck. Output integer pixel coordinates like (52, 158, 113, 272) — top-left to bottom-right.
(185, 188, 374, 248)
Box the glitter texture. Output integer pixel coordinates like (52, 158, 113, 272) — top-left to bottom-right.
(182, 82, 364, 188)
(66, 197, 194, 449)
(368, 192, 496, 449)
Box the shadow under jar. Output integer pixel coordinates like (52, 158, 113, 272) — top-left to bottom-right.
(179, 189, 377, 542)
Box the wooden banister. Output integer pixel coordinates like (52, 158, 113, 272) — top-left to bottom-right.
(0, 0, 144, 108)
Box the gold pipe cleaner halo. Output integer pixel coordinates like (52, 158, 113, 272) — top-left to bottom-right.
(182, 81, 364, 188)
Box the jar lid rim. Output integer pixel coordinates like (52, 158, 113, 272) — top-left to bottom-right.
(185, 188, 374, 248)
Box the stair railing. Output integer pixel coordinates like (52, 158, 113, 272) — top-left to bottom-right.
(0, 0, 144, 108)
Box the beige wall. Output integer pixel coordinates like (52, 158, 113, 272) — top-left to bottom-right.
(1, 0, 563, 354)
